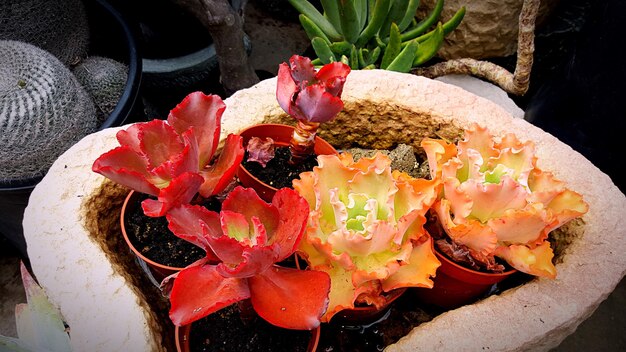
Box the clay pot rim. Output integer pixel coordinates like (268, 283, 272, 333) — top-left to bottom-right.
(120, 189, 185, 272)
(434, 246, 517, 278)
(236, 123, 338, 200)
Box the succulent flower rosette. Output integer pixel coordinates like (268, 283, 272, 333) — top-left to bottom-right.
(421, 124, 589, 278)
(275, 54, 350, 164)
(293, 152, 441, 322)
(164, 186, 331, 330)
(92, 92, 244, 217)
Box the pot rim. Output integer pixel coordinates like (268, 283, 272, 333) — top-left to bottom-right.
(120, 190, 185, 272)
(434, 246, 517, 279)
(237, 123, 338, 194)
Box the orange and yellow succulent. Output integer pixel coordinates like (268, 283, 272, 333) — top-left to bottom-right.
(422, 124, 588, 278)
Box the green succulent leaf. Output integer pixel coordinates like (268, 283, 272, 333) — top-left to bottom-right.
(358, 48, 368, 68)
(386, 39, 419, 72)
(417, 6, 466, 43)
(299, 14, 330, 43)
(379, 0, 409, 39)
(349, 45, 360, 69)
(356, 0, 392, 47)
(0, 337, 33, 351)
(381, 22, 401, 69)
(339, 0, 361, 43)
(311, 58, 323, 66)
(355, 0, 369, 31)
(368, 46, 382, 65)
(0, 263, 72, 352)
(288, 0, 342, 41)
(398, 0, 422, 31)
(413, 22, 444, 66)
(340, 55, 350, 65)
(320, 0, 341, 30)
(311, 37, 336, 64)
(400, 0, 443, 42)
(330, 41, 353, 56)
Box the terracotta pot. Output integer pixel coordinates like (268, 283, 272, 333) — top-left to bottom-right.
(120, 190, 184, 282)
(333, 287, 408, 325)
(175, 320, 321, 352)
(413, 248, 517, 309)
(237, 124, 337, 202)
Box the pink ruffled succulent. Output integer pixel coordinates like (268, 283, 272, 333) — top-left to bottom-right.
(276, 55, 350, 124)
(293, 153, 441, 322)
(274, 55, 350, 164)
(421, 124, 589, 278)
(92, 92, 244, 217)
(165, 186, 331, 330)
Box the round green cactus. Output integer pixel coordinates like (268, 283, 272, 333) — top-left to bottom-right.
(0, 40, 98, 184)
(0, 0, 90, 66)
(73, 56, 129, 122)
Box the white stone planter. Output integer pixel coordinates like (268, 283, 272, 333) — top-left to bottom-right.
(23, 70, 626, 351)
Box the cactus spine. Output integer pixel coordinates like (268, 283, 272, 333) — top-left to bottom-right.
(0, 40, 98, 183)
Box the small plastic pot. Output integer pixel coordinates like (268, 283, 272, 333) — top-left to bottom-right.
(120, 190, 184, 282)
(332, 287, 407, 325)
(237, 124, 337, 202)
(412, 249, 517, 309)
(175, 319, 321, 352)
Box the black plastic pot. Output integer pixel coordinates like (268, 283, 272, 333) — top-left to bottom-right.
(0, 0, 142, 259)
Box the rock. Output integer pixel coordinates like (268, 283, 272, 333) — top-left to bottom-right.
(416, 0, 560, 60)
(23, 70, 626, 351)
(435, 74, 525, 119)
(347, 144, 426, 179)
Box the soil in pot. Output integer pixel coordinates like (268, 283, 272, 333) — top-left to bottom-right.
(318, 292, 437, 352)
(186, 304, 316, 352)
(241, 147, 318, 190)
(124, 193, 220, 268)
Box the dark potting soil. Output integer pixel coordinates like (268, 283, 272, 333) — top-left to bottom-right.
(189, 304, 313, 352)
(241, 147, 318, 189)
(125, 194, 206, 268)
(318, 292, 436, 352)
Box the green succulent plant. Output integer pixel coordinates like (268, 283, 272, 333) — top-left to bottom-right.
(0, 262, 72, 352)
(288, 0, 465, 72)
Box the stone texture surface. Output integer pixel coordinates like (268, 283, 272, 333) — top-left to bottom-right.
(22, 128, 167, 352)
(222, 70, 626, 351)
(435, 74, 525, 119)
(416, 0, 560, 60)
(22, 70, 626, 351)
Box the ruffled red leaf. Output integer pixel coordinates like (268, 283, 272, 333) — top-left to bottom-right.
(221, 187, 280, 237)
(92, 146, 160, 196)
(142, 172, 204, 217)
(136, 120, 185, 168)
(294, 84, 344, 123)
(198, 134, 244, 197)
(271, 188, 310, 261)
(215, 246, 278, 278)
(288, 55, 317, 86)
(169, 264, 250, 326)
(249, 265, 330, 330)
(168, 92, 226, 167)
(166, 205, 219, 260)
(315, 62, 350, 96)
(245, 136, 275, 168)
(115, 123, 142, 153)
(276, 62, 298, 115)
